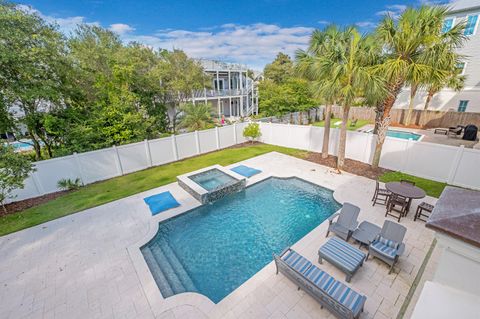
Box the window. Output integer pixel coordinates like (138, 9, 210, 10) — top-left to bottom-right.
(456, 62, 466, 75)
(442, 18, 454, 33)
(214, 79, 224, 90)
(458, 100, 469, 112)
(464, 15, 478, 35)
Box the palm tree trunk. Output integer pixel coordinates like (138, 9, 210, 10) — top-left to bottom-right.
(336, 104, 350, 170)
(404, 84, 418, 126)
(424, 90, 434, 110)
(322, 104, 332, 159)
(372, 80, 404, 169)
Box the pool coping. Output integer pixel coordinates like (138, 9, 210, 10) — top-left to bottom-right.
(127, 158, 344, 316)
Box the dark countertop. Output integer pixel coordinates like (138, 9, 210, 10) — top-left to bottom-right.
(426, 186, 480, 248)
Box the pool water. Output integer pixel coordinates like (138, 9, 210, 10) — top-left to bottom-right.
(386, 130, 422, 141)
(189, 168, 237, 191)
(141, 177, 340, 303)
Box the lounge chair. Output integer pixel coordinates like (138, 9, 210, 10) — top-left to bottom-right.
(448, 125, 464, 138)
(274, 248, 366, 319)
(367, 220, 406, 274)
(326, 202, 360, 241)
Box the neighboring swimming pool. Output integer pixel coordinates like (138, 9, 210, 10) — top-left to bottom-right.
(141, 177, 340, 303)
(4, 140, 35, 152)
(367, 129, 422, 141)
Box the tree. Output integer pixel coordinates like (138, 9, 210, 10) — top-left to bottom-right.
(0, 3, 69, 159)
(298, 26, 384, 170)
(371, 6, 466, 168)
(424, 71, 465, 110)
(154, 50, 211, 132)
(263, 52, 294, 84)
(178, 102, 214, 132)
(0, 145, 33, 214)
(243, 122, 261, 143)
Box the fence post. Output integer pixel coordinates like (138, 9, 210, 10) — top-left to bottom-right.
(195, 131, 201, 154)
(112, 145, 123, 176)
(171, 135, 178, 160)
(144, 139, 153, 167)
(233, 123, 238, 144)
(447, 145, 465, 184)
(308, 125, 313, 151)
(31, 169, 45, 195)
(401, 138, 413, 173)
(73, 152, 86, 185)
(215, 127, 220, 149)
(363, 133, 374, 164)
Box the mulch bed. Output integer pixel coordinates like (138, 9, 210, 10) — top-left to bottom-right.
(304, 153, 392, 180)
(2, 190, 71, 216)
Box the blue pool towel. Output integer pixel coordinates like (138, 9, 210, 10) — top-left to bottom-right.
(143, 191, 180, 216)
(231, 165, 262, 178)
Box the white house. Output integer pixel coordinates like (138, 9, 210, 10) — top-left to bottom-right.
(194, 60, 259, 119)
(393, 0, 480, 113)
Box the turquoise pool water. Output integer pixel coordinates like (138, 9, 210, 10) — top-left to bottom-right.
(386, 130, 422, 141)
(189, 168, 237, 191)
(141, 177, 340, 303)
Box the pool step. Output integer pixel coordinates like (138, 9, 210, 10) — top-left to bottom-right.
(144, 238, 197, 297)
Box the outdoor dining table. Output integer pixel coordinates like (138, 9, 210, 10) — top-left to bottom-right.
(385, 181, 426, 214)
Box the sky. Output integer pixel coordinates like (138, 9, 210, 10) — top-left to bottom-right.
(19, 0, 452, 70)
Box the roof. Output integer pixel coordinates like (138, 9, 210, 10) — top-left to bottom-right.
(449, 0, 480, 14)
(426, 186, 480, 248)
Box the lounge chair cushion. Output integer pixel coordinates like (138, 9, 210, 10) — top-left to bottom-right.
(319, 237, 366, 273)
(327, 280, 365, 314)
(370, 239, 398, 259)
(230, 165, 262, 178)
(143, 191, 180, 216)
(281, 250, 312, 274)
(304, 264, 335, 291)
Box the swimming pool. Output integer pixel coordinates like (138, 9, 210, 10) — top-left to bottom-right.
(4, 140, 34, 151)
(386, 130, 422, 141)
(141, 177, 340, 303)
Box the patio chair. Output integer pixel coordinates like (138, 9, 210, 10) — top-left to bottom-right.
(400, 180, 415, 186)
(367, 220, 406, 274)
(326, 202, 360, 241)
(372, 180, 391, 206)
(385, 194, 408, 222)
(350, 119, 358, 127)
(448, 125, 464, 138)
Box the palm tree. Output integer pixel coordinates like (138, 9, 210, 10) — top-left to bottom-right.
(424, 72, 465, 110)
(371, 6, 466, 168)
(178, 102, 214, 132)
(298, 26, 384, 170)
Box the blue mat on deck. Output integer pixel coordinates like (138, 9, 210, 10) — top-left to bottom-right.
(143, 191, 180, 216)
(231, 165, 262, 178)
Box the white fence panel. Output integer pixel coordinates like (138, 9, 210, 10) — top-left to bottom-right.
(288, 125, 311, 150)
(218, 126, 235, 148)
(34, 156, 81, 193)
(235, 122, 248, 143)
(117, 142, 149, 174)
(149, 137, 175, 166)
(378, 137, 408, 171)
(328, 128, 340, 156)
(345, 131, 370, 162)
(175, 133, 197, 159)
(309, 126, 325, 153)
(404, 142, 456, 182)
(10, 176, 41, 202)
(77, 148, 119, 184)
(199, 129, 217, 153)
(269, 124, 289, 147)
(452, 149, 480, 189)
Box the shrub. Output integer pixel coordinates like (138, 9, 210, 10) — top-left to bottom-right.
(243, 122, 262, 143)
(57, 178, 82, 191)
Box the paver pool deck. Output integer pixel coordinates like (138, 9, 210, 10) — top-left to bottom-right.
(0, 152, 437, 319)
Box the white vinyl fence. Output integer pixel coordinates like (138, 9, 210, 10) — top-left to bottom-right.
(10, 121, 480, 203)
(10, 123, 249, 203)
(259, 122, 480, 191)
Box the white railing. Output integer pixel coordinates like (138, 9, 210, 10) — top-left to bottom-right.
(10, 123, 249, 203)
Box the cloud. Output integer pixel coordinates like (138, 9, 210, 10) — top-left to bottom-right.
(355, 21, 377, 29)
(318, 20, 330, 25)
(109, 23, 135, 35)
(376, 4, 408, 18)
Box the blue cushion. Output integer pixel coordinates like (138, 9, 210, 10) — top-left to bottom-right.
(230, 165, 262, 178)
(370, 240, 398, 259)
(304, 264, 335, 291)
(377, 235, 399, 250)
(281, 250, 312, 274)
(144, 192, 180, 216)
(319, 237, 366, 272)
(327, 280, 365, 314)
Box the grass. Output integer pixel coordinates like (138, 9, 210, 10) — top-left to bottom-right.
(0, 144, 307, 236)
(313, 118, 371, 131)
(379, 171, 448, 198)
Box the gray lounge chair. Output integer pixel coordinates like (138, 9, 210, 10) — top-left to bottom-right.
(326, 202, 360, 241)
(367, 220, 406, 274)
(274, 248, 366, 319)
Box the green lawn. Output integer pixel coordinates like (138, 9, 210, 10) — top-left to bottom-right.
(0, 144, 307, 236)
(379, 171, 448, 198)
(313, 118, 371, 131)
